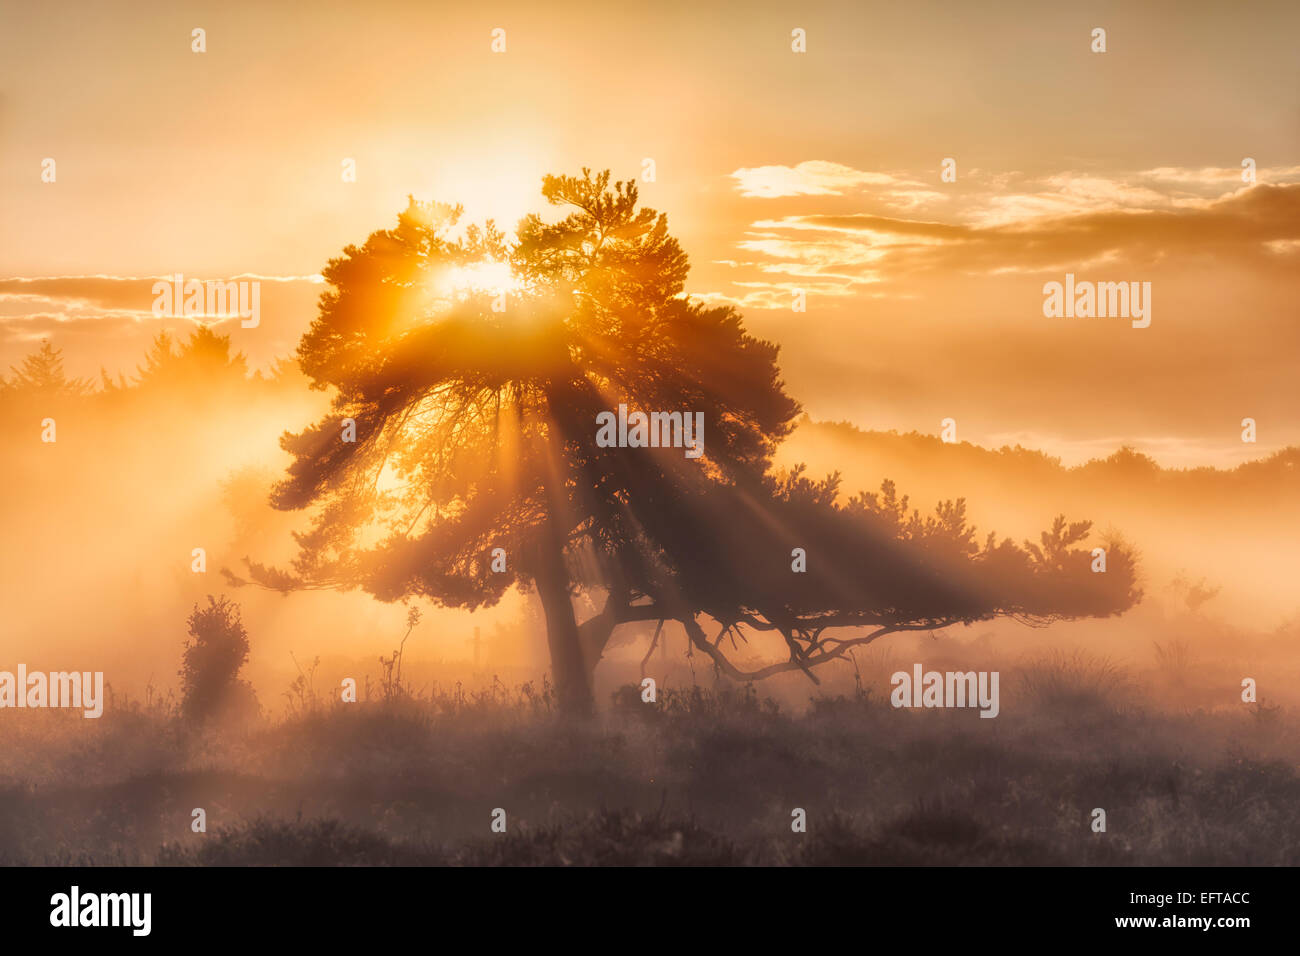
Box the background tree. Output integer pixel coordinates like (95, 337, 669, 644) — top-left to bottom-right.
(253, 169, 1140, 715)
(4, 339, 91, 398)
(135, 326, 250, 391)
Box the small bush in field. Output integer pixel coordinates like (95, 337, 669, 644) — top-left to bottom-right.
(179, 595, 260, 724)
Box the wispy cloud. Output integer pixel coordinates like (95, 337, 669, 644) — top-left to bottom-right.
(730, 161, 917, 198)
(705, 166, 1300, 306)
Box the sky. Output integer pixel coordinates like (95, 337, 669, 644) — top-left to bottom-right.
(2, 0, 1298, 467)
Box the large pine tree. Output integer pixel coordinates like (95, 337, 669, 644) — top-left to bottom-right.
(264, 171, 799, 713)
(257, 170, 1140, 715)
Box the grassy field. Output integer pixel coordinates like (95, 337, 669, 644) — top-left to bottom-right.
(2, 643, 1298, 867)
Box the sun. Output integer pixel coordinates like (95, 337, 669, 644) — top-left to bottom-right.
(422, 258, 521, 308)
(443, 260, 519, 296)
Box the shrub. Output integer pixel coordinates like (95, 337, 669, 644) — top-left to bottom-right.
(179, 595, 260, 724)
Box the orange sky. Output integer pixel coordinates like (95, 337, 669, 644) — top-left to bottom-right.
(2, 0, 1298, 467)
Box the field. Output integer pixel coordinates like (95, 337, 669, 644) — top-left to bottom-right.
(4, 615, 1297, 867)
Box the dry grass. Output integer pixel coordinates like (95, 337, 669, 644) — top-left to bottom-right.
(2, 652, 1299, 866)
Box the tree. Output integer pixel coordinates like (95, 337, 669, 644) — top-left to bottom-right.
(251, 169, 1140, 715)
(179, 595, 259, 723)
(5, 340, 91, 397)
(256, 171, 797, 715)
(135, 326, 249, 390)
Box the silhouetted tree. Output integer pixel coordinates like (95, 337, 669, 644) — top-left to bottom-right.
(135, 326, 249, 389)
(252, 169, 1140, 714)
(5, 340, 91, 397)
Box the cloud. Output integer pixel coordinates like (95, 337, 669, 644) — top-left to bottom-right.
(706, 175, 1300, 304)
(730, 161, 911, 198)
(717, 163, 1300, 306)
(1140, 164, 1300, 188)
(0, 274, 324, 379)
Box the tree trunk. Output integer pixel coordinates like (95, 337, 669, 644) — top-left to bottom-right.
(534, 387, 600, 717)
(578, 599, 618, 675)
(532, 523, 594, 718)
